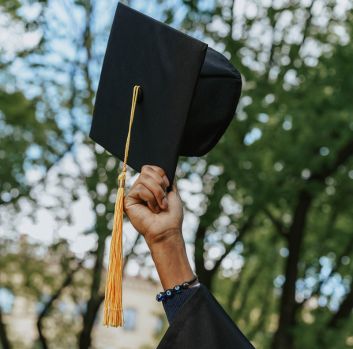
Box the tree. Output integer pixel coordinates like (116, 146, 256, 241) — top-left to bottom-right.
(1, 0, 353, 348)
(175, 1, 353, 348)
(1, 1, 144, 347)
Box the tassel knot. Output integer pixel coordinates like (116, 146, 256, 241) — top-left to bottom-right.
(118, 171, 126, 188)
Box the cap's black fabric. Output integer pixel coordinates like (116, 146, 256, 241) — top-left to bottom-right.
(89, 2, 242, 184)
(180, 47, 242, 156)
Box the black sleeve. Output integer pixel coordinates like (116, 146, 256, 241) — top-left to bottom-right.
(157, 283, 255, 349)
(162, 285, 200, 324)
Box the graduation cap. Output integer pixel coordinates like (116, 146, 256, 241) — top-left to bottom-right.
(89, 2, 242, 328)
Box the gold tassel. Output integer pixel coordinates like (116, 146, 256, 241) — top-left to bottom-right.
(103, 85, 141, 327)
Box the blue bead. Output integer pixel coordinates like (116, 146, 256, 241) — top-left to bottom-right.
(174, 285, 181, 293)
(156, 292, 166, 302)
(166, 290, 172, 296)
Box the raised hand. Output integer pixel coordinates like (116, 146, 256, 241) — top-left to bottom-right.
(123, 165, 183, 247)
(123, 165, 194, 289)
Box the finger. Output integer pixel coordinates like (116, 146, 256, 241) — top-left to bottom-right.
(142, 165, 170, 188)
(147, 200, 160, 214)
(168, 181, 182, 203)
(171, 180, 180, 196)
(141, 165, 169, 192)
(139, 184, 161, 213)
(138, 172, 168, 210)
(128, 182, 159, 213)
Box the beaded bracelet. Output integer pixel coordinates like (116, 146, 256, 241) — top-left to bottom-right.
(156, 275, 199, 302)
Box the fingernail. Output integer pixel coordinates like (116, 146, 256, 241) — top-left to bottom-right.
(162, 197, 168, 208)
(163, 175, 170, 187)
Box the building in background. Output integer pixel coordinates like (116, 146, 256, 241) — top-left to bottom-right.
(1, 276, 166, 349)
(93, 276, 165, 349)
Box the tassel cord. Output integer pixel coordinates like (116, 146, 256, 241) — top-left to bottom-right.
(103, 85, 141, 327)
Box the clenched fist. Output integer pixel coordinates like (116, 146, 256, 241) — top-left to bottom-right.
(123, 165, 183, 247)
(123, 165, 194, 290)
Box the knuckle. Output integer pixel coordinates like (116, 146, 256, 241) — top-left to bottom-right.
(135, 183, 143, 193)
(141, 165, 151, 173)
(143, 164, 156, 172)
(136, 183, 148, 199)
(139, 173, 150, 182)
(154, 166, 165, 177)
(156, 176, 164, 186)
(141, 172, 164, 187)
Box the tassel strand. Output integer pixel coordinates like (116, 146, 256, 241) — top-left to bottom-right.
(103, 85, 141, 327)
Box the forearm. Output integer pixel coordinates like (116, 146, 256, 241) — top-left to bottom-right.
(147, 229, 195, 290)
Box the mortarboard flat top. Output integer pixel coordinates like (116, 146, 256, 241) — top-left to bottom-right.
(90, 2, 242, 185)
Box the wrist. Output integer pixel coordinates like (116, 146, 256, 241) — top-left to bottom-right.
(148, 229, 195, 290)
(145, 227, 183, 250)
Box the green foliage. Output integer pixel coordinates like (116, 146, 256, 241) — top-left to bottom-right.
(1, 1, 353, 349)
(0, 90, 52, 205)
(177, 1, 353, 348)
(0, 0, 22, 16)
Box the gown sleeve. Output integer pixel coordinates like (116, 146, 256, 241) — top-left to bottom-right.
(157, 283, 255, 349)
(162, 285, 200, 323)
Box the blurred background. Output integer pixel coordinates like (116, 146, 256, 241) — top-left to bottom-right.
(1, 0, 353, 348)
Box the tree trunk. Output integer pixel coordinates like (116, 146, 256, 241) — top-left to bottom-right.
(37, 262, 81, 349)
(0, 309, 11, 349)
(194, 224, 210, 287)
(79, 236, 105, 349)
(272, 190, 312, 349)
(194, 173, 230, 289)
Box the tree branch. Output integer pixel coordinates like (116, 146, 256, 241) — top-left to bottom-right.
(298, 230, 353, 309)
(263, 208, 288, 238)
(328, 280, 353, 328)
(36, 261, 83, 349)
(212, 214, 255, 273)
(309, 139, 353, 183)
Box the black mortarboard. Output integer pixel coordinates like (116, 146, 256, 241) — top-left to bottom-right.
(89, 2, 242, 328)
(90, 2, 242, 186)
